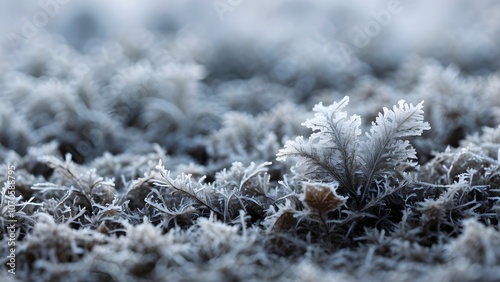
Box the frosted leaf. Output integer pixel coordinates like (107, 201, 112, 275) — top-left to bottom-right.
(278, 96, 430, 201)
(277, 96, 361, 196)
(360, 100, 430, 194)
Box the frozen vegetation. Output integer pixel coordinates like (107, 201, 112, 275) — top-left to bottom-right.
(1, 0, 500, 281)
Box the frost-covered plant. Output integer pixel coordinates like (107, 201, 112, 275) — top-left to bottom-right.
(274, 96, 430, 245)
(277, 96, 430, 203)
(410, 126, 500, 243)
(419, 125, 500, 186)
(149, 160, 282, 226)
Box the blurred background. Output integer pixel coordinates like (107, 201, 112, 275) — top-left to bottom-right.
(2, 0, 499, 75)
(0, 0, 499, 171)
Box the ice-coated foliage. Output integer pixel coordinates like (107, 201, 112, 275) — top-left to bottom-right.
(278, 97, 362, 194)
(277, 97, 430, 202)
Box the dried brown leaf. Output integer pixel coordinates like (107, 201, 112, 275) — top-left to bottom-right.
(272, 211, 296, 232)
(303, 183, 347, 214)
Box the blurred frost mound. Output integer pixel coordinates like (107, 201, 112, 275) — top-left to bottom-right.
(1, 0, 499, 163)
